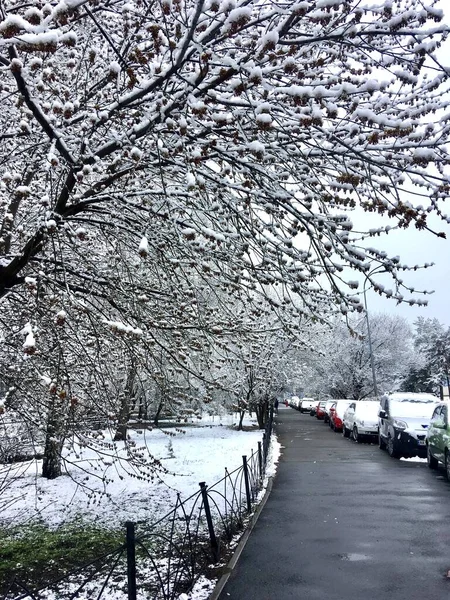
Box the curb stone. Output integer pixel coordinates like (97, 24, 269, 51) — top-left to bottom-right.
(208, 476, 274, 600)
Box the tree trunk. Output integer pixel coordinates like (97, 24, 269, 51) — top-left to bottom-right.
(114, 365, 136, 442)
(137, 392, 148, 421)
(238, 387, 253, 431)
(114, 405, 128, 441)
(255, 406, 264, 429)
(255, 397, 269, 429)
(42, 413, 63, 479)
(154, 398, 164, 427)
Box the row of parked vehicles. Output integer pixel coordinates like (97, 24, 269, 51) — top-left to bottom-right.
(287, 393, 450, 478)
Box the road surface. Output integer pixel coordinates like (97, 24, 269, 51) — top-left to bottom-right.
(219, 406, 450, 599)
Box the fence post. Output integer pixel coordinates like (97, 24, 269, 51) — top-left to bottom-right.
(262, 432, 267, 463)
(242, 456, 252, 513)
(257, 441, 263, 481)
(199, 482, 219, 562)
(125, 522, 137, 600)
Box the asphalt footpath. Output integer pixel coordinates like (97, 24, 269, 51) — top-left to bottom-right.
(218, 405, 450, 600)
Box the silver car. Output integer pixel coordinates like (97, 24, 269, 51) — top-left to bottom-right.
(378, 392, 439, 458)
(343, 400, 379, 442)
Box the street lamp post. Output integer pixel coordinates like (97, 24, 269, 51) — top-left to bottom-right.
(362, 280, 379, 398)
(362, 267, 385, 399)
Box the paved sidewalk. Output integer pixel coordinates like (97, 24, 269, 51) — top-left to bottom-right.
(218, 406, 450, 600)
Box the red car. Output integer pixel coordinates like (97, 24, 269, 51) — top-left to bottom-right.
(328, 403, 337, 427)
(324, 400, 336, 424)
(316, 401, 327, 420)
(330, 400, 353, 432)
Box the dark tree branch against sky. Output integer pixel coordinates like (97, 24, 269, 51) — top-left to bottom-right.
(0, 0, 449, 311)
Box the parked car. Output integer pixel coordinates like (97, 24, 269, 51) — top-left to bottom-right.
(378, 392, 439, 459)
(328, 402, 338, 427)
(316, 401, 327, 420)
(330, 399, 353, 432)
(426, 402, 450, 478)
(289, 396, 301, 410)
(309, 400, 321, 416)
(300, 398, 316, 414)
(323, 400, 336, 424)
(343, 401, 379, 442)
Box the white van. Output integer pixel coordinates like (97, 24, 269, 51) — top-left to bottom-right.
(300, 397, 316, 414)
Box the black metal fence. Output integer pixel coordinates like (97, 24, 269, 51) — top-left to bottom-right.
(4, 411, 274, 600)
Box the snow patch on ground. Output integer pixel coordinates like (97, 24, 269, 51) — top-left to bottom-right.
(177, 575, 216, 600)
(265, 431, 281, 478)
(1, 413, 281, 600)
(1, 413, 268, 529)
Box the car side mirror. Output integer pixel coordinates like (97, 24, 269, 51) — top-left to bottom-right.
(379, 410, 387, 419)
(434, 418, 446, 429)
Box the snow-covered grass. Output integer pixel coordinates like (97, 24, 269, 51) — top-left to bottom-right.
(1, 413, 267, 529)
(0, 412, 281, 600)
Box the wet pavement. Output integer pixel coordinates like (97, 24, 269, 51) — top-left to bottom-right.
(219, 406, 450, 599)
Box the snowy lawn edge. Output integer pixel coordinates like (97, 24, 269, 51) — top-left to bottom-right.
(179, 432, 281, 600)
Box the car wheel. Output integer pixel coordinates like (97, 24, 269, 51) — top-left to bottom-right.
(378, 434, 386, 450)
(343, 425, 351, 438)
(427, 445, 438, 470)
(387, 435, 400, 458)
(445, 450, 450, 481)
(353, 426, 361, 443)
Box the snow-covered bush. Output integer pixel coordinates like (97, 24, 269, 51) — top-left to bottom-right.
(0, 411, 42, 463)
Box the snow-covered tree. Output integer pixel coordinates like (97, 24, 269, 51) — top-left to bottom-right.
(1, 0, 450, 477)
(2, 1, 450, 307)
(310, 313, 414, 399)
(407, 317, 450, 393)
(225, 326, 290, 429)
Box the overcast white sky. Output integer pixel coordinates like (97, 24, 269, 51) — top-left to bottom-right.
(361, 6, 450, 328)
(362, 222, 450, 326)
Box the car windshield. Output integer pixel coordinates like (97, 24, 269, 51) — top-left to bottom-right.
(355, 402, 379, 418)
(389, 399, 438, 418)
(335, 401, 352, 415)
